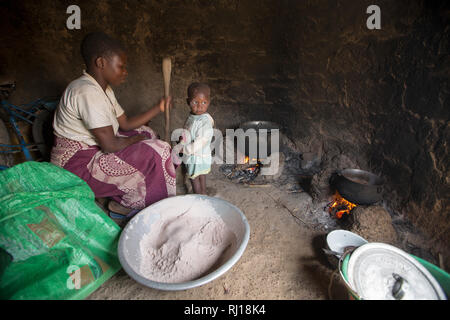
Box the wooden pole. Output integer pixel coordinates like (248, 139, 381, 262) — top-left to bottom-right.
(162, 57, 172, 143)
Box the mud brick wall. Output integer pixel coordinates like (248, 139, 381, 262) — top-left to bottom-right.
(277, 0, 449, 254)
(1, 1, 448, 255)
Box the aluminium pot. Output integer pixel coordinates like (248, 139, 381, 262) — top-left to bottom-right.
(339, 243, 447, 300)
(330, 168, 384, 205)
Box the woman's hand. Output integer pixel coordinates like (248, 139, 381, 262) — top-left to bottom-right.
(131, 134, 148, 144)
(91, 127, 148, 154)
(159, 96, 172, 112)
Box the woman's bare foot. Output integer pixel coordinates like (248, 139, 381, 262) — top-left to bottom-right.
(108, 200, 133, 216)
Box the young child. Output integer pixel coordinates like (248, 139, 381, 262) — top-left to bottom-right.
(181, 83, 214, 195)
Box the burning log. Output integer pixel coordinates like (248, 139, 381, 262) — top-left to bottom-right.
(328, 191, 357, 219)
(221, 156, 261, 183)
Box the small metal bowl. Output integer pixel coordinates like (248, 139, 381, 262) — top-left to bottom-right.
(325, 230, 368, 268)
(327, 230, 368, 254)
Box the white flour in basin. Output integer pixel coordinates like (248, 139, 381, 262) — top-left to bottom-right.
(138, 200, 237, 283)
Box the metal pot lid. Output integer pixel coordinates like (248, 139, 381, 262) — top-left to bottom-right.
(347, 243, 446, 300)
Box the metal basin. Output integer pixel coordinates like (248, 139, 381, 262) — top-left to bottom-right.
(118, 195, 250, 291)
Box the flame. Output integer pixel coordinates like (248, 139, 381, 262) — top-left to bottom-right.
(244, 156, 258, 164)
(244, 156, 259, 173)
(329, 192, 357, 219)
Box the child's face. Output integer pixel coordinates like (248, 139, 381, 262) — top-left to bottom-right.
(188, 92, 210, 115)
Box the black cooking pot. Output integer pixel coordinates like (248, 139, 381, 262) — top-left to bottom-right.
(330, 169, 384, 205)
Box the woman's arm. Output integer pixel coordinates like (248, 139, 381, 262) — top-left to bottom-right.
(90, 126, 147, 153)
(117, 97, 172, 132)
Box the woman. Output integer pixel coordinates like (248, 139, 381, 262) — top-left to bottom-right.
(51, 32, 177, 216)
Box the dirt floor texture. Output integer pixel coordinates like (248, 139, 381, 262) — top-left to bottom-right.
(88, 165, 349, 300)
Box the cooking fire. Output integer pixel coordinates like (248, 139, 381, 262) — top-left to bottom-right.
(328, 191, 357, 219)
(220, 156, 262, 183)
(244, 156, 259, 172)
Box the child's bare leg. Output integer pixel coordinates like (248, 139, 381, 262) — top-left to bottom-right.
(199, 175, 207, 195)
(190, 176, 202, 194)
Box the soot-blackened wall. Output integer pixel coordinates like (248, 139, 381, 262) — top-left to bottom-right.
(1, 0, 448, 257)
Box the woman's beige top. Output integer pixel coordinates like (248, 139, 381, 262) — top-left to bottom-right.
(53, 71, 125, 146)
